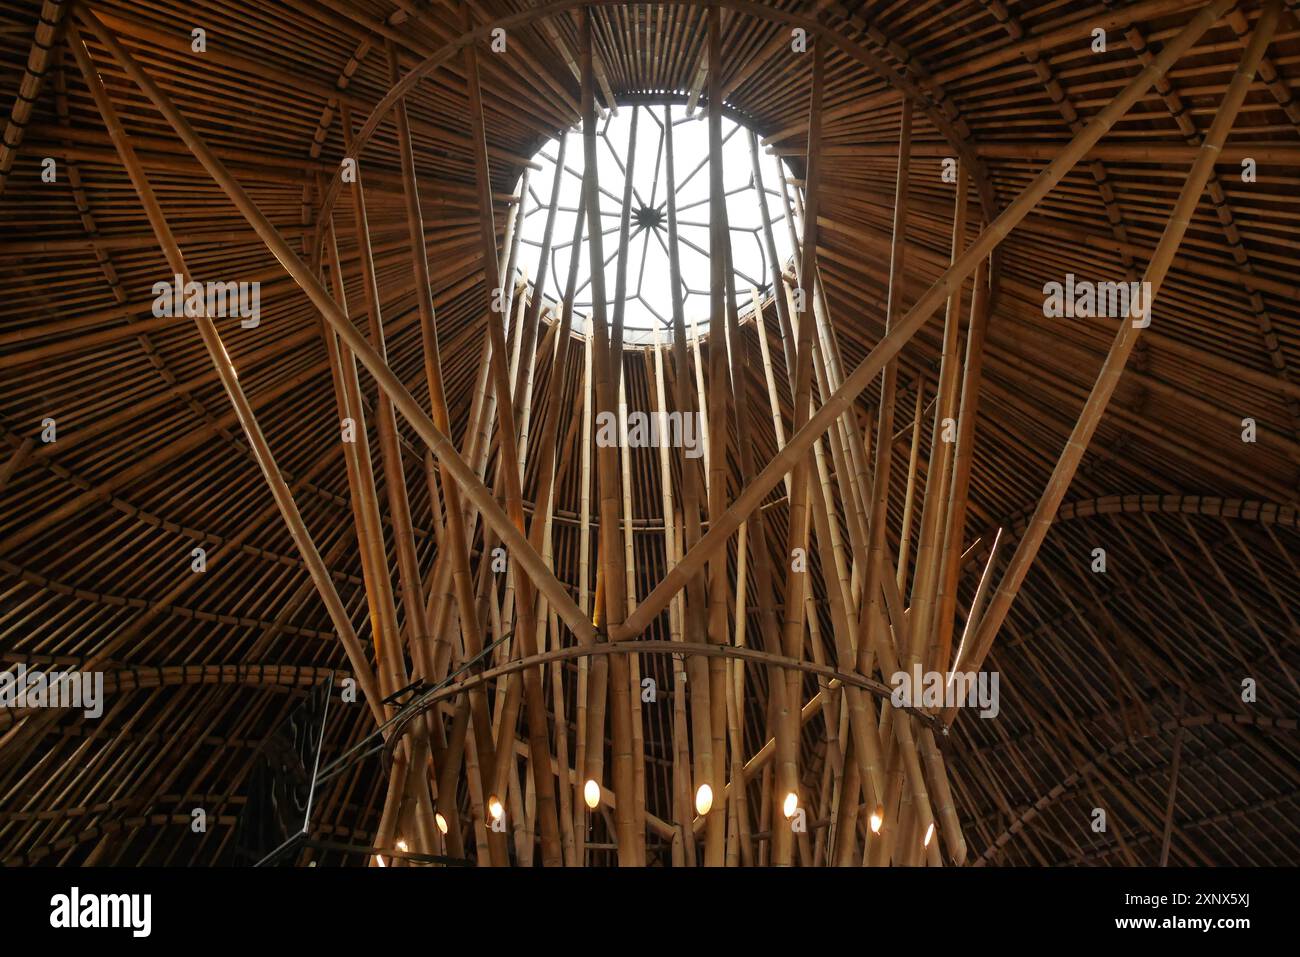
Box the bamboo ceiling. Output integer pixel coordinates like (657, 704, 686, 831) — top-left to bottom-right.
(1, 0, 1298, 867)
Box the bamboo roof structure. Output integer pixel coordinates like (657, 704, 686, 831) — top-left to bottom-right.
(1, 0, 1298, 867)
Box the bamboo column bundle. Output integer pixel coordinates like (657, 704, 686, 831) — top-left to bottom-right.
(334, 103, 437, 720)
(649, 329, 696, 865)
(617, 375, 649, 864)
(384, 40, 505, 864)
(502, 187, 590, 863)
(614, 0, 1237, 641)
(770, 38, 825, 867)
(776, 167, 897, 859)
(934, 258, 992, 674)
(456, 18, 563, 863)
(907, 164, 969, 681)
(320, 227, 442, 859)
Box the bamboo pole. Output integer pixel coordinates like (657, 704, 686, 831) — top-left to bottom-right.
(907, 162, 969, 684)
(321, 227, 443, 858)
(334, 106, 441, 766)
(578, 7, 638, 864)
(896, 378, 926, 594)
(382, 41, 505, 865)
(662, 101, 715, 864)
(650, 329, 696, 865)
(617, 375, 648, 863)
(456, 18, 564, 863)
(703, 3, 735, 865)
(934, 257, 991, 673)
(575, 317, 594, 862)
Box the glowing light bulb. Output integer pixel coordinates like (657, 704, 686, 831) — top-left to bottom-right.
(435, 813, 448, 835)
(583, 779, 601, 809)
(924, 822, 935, 848)
(869, 805, 884, 834)
(695, 783, 713, 816)
(488, 795, 504, 821)
(395, 839, 409, 852)
(783, 792, 799, 819)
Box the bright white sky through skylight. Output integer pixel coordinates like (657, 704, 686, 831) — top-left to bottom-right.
(513, 103, 795, 345)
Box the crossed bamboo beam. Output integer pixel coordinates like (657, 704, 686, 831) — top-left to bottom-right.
(951, 0, 1281, 716)
(611, 0, 1238, 643)
(73, 7, 598, 657)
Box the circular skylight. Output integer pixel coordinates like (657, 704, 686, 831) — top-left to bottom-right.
(513, 102, 795, 345)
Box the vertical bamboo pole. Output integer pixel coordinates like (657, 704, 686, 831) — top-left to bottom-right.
(617, 375, 649, 863)
(650, 328, 696, 865)
(703, 3, 735, 865)
(749, 131, 799, 400)
(772, 36, 824, 867)
(896, 378, 926, 594)
(578, 7, 638, 864)
(662, 101, 715, 863)
(859, 97, 912, 693)
(575, 317, 594, 862)
(910, 164, 969, 677)
(934, 257, 991, 673)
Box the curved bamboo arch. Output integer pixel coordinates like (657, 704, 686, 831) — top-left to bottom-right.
(0, 662, 343, 732)
(378, 639, 942, 767)
(966, 493, 1300, 569)
(1009, 493, 1300, 535)
(2, 812, 240, 867)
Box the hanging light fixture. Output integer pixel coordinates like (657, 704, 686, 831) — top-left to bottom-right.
(782, 792, 799, 819)
(695, 783, 713, 816)
(583, 779, 601, 809)
(488, 795, 504, 821)
(435, 813, 448, 835)
(869, 805, 884, 834)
